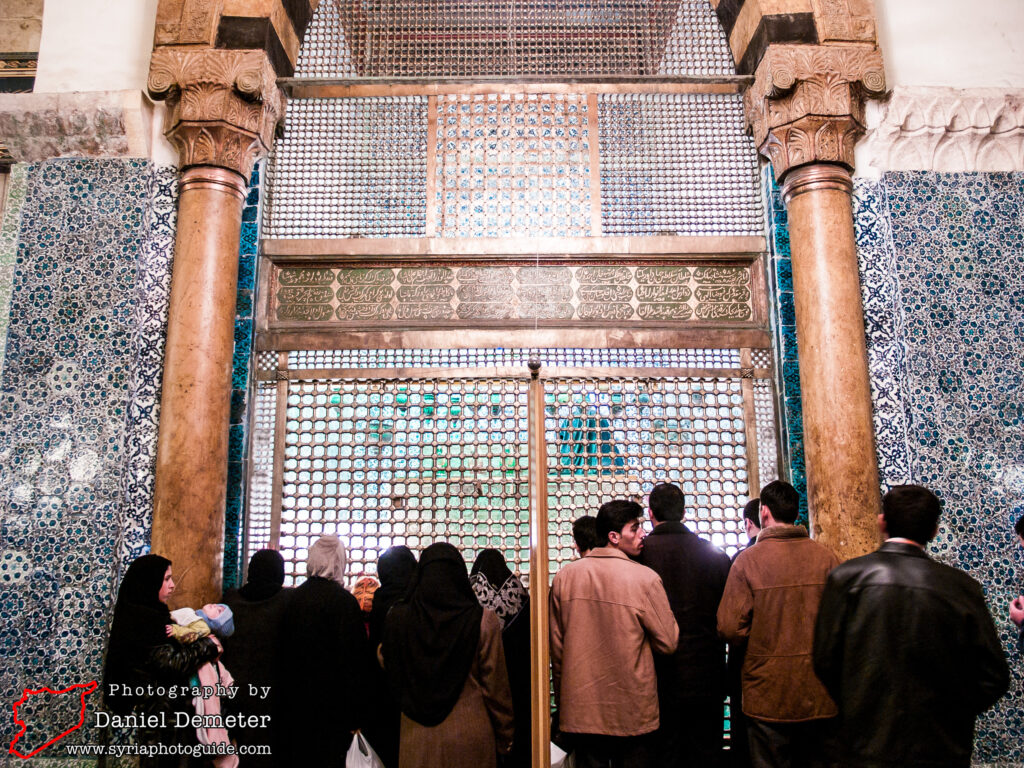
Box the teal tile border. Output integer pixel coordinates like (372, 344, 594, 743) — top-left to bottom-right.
(0, 164, 29, 381)
(763, 167, 808, 524)
(223, 161, 263, 589)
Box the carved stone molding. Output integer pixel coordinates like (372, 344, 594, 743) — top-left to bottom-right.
(857, 86, 1024, 174)
(148, 48, 284, 179)
(745, 43, 886, 179)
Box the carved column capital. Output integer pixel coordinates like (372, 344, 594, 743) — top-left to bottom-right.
(745, 43, 886, 179)
(148, 48, 284, 180)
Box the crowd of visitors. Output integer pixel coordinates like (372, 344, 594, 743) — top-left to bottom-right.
(102, 480, 1016, 768)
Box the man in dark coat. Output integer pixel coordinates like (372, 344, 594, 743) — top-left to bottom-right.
(813, 485, 1010, 768)
(639, 482, 732, 768)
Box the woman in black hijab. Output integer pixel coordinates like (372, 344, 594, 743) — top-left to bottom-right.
(102, 554, 220, 766)
(382, 542, 514, 768)
(363, 545, 417, 768)
(368, 545, 417, 650)
(471, 549, 532, 768)
(222, 549, 291, 766)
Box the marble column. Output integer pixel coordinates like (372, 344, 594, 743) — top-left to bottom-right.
(151, 167, 247, 607)
(746, 44, 887, 560)
(781, 165, 881, 559)
(147, 49, 282, 605)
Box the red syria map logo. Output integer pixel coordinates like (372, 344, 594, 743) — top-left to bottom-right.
(8, 681, 98, 758)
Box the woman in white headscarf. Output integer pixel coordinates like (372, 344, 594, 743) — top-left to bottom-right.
(271, 536, 368, 767)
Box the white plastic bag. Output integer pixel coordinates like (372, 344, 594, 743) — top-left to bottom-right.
(551, 741, 576, 768)
(346, 732, 384, 768)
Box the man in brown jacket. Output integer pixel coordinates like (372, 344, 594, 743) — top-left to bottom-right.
(717, 481, 839, 768)
(550, 499, 679, 768)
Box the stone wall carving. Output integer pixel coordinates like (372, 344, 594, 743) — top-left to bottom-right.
(0, 91, 156, 162)
(745, 43, 886, 179)
(155, 0, 219, 46)
(811, 0, 876, 43)
(858, 87, 1024, 174)
(148, 48, 284, 179)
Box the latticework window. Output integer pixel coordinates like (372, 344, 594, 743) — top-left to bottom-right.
(297, 0, 735, 78)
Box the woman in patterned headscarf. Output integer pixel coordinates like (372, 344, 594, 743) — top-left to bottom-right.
(471, 549, 532, 768)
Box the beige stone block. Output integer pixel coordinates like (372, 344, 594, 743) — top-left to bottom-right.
(0, 17, 41, 52)
(811, 0, 877, 43)
(0, 0, 44, 20)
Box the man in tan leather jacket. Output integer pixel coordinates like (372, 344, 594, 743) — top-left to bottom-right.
(717, 481, 839, 768)
(550, 499, 679, 768)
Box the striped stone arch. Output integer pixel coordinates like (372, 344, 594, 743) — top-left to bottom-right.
(147, 0, 885, 181)
(711, 0, 878, 74)
(154, 0, 322, 77)
(152, 0, 879, 81)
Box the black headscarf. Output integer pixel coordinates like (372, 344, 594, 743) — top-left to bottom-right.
(368, 546, 417, 649)
(470, 549, 528, 631)
(103, 554, 172, 714)
(382, 543, 482, 726)
(239, 549, 286, 601)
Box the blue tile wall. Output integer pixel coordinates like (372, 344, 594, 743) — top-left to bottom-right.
(855, 172, 1024, 764)
(763, 169, 808, 524)
(223, 163, 263, 590)
(0, 159, 176, 757)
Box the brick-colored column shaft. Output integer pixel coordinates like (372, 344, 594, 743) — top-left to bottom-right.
(782, 164, 881, 560)
(151, 166, 247, 607)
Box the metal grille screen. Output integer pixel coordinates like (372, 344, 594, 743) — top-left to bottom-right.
(276, 377, 530, 584)
(296, 0, 735, 78)
(598, 94, 762, 237)
(264, 97, 428, 238)
(265, 93, 762, 239)
(247, 349, 778, 584)
(436, 93, 592, 238)
(544, 376, 749, 577)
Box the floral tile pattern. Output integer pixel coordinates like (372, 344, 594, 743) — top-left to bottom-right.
(853, 178, 913, 488)
(855, 171, 1024, 764)
(118, 166, 177, 573)
(0, 159, 176, 754)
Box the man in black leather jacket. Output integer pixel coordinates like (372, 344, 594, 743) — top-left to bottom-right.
(812, 485, 1009, 768)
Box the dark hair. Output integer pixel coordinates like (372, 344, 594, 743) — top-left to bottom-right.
(1015, 514, 1024, 539)
(649, 482, 685, 522)
(883, 485, 941, 544)
(743, 498, 761, 527)
(596, 500, 644, 544)
(759, 480, 799, 525)
(572, 515, 600, 553)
